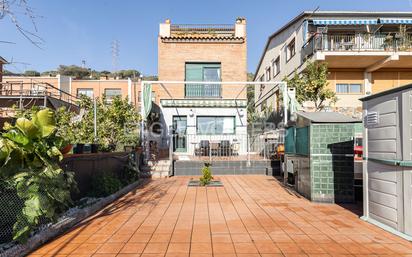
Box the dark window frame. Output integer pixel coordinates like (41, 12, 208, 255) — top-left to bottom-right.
(336, 83, 363, 94)
(77, 88, 94, 98)
(272, 56, 280, 77)
(196, 116, 236, 135)
(286, 38, 296, 62)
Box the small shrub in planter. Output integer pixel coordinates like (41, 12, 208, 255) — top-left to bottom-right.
(89, 173, 122, 197)
(199, 163, 213, 186)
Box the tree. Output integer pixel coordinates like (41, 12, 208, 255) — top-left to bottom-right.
(41, 70, 57, 77)
(115, 69, 140, 79)
(0, 0, 43, 47)
(57, 65, 90, 79)
(246, 72, 256, 122)
(285, 61, 337, 111)
(142, 75, 158, 81)
(56, 95, 141, 151)
(23, 70, 40, 76)
(3, 69, 18, 76)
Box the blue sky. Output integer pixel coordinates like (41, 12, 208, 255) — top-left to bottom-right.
(2, 0, 412, 75)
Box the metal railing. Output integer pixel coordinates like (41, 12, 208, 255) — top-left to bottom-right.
(185, 84, 221, 98)
(171, 24, 235, 34)
(303, 32, 412, 58)
(169, 133, 280, 160)
(0, 82, 79, 105)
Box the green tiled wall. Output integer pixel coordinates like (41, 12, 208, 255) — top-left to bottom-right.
(310, 124, 355, 203)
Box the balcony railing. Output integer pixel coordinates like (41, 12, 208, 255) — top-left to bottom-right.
(171, 24, 235, 34)
(185, 84, 221, 98)
(0, 82, 79, 105)
(303, 33, 412, 58)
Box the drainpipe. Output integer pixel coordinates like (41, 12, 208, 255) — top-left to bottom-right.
(283, 82, 288, 125)
(127, 78, 132, 104)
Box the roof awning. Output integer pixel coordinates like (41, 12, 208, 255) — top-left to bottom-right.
(312, 19, 378, 25)
(380, 18, 412, 24)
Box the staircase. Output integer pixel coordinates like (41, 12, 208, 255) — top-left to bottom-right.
(140, 159, 171, 178)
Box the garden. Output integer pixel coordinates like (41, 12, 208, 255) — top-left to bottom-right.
(0, 96, 142, 256)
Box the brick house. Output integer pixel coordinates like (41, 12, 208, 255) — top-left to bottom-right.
(149, 18, 248, 156)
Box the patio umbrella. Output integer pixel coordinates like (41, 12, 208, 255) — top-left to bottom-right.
(142, 83, 152, 121)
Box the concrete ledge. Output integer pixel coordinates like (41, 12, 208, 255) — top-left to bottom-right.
(361, 216, 412, 242)
(0, 179, 149, 257)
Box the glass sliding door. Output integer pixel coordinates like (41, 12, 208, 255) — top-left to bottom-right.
(185, 63, 221, 98)
(172, 116, 187, 152)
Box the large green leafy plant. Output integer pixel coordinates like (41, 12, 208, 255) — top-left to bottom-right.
(0, 109, 76, 242)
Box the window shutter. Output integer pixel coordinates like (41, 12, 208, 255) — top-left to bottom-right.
(185, 64, 203, 81)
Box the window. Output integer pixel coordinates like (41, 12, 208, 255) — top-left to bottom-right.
(104, 88, 122, 101)
(265, 67, 271, 81)
(77, 88, 94, 98)
(185, 63, 221, 98)
(261, 99, 267, 111)
(336, 84, 362, 94)
(286, 38, 296, 61)
(272, 57, 280, 77)
(197, 116, 235, 135)
(259, 75, 265, 92)
(151, 91, 156, 102)
(138, 90, 155, 102)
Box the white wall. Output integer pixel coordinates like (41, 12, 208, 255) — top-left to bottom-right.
(160, 106, 248, 155)
(255, 17, 306, 112)
(57, 75, 72, 94)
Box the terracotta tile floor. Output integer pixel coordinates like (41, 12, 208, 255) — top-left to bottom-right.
(28, 176, 412, 257)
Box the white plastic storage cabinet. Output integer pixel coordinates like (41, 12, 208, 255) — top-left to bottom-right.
(361, 84, 412, 240)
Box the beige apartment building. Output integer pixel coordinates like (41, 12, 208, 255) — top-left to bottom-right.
(151, 18, 248, 154)
(2, 75, 140, 106)
(254, 11, 412, 118)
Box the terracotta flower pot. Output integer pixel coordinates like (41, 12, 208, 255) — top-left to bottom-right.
(60, 144, 73, 155)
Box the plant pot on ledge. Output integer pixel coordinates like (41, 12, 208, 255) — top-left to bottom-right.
(73, 144, 85, 154)
(91, 144, 99, 153)
(60, 144, 73, 155)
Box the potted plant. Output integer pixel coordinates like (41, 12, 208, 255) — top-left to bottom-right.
(199, 162, 213, 186)
(384, 33, 394, 51)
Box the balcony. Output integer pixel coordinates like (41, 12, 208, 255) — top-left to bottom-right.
(185, 83, 221, 98)
(302, 32, 412, 69)
(303, 32, 412, 58)
(0, 82, 79, 110)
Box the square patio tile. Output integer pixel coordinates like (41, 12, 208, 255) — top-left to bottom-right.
(233, 242, 259, 254)
(119, 243, 146, 254)
(212, 243, 235, 254)
(143, 242, 168, 254)
(190, 243, 212, 254)
(166, 243, 190, 254)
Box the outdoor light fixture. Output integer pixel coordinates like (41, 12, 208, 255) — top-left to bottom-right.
(239, 109, 244, 117)
(189, 109, 194, 117)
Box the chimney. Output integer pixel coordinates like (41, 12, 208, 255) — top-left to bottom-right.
(235, 17, 246, 38)
(159, 19, 171, 37)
